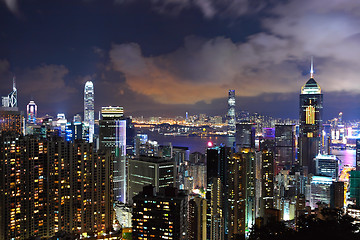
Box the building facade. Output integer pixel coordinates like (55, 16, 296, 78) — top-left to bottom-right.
(84, 81, 94, 143)
(99, 106, 127, 203)
(227, 90, 236, 135)
(299, 69, 323, 174)
(0, 134, 113, 239)
(132, 186, 188, 240)
(128, 156, 176, 203)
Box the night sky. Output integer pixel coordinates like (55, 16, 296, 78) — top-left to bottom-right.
(1, 0, 360, 120)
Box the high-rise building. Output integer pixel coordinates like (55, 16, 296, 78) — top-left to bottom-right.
(275, 124, 295, 174)
(128, 156, 175, 202)
(0, 134, 113, 239)
(299, 60, 323, 174)
(84, 81, 94, 142)
(315, 154, 339, 180)
(189, 163, 206, 190)
(99, 106, 127, 203)
(206, 145, 231, 240)
(261, 149, 274, 210)
(349, 171, 360, 208)
(330, 181, 344, 209)
(188, 196, 207, 240)
(227, 90, 236, 135)
(0, 109, 22, 135)
(235, 123, 255, 151)
(1, 77, 17, 108)
(132, 185, 188, 240)
(273, 166, 308, 221)
(309, 176, 332, 209)
(172, 146, 190, 189)
(26, 100, 37, 124)
(356, 139, 360, 171)
(55, 113, 67, 134)
(228, 150, 256, 238)
(0, 78, 21, 135)
(209, 178, 225, 240)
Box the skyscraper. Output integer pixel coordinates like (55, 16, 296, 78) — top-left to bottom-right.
(206, 145, 231, 240)
(1, 77, 17, 108)
(261, 149, 274, 210)
(128, 155, 175, 202)
(315, 154, 339, 180)
(132, 185, 188, 240)
(228, 150, 256, 238)
(227, 90, 236, 135)
(99, 106, 127, 203)
(0, 78, 21, 135)
(84, 81, 94, 142)
(26, 100, 37, 124)
(235, 123, 256, 152)
(188, 196, 207, 240)
(275, 124, 295, 174)
(299, 59, 323, 174)
(356, 139, 360, 171)
(0, 109, 22, 135)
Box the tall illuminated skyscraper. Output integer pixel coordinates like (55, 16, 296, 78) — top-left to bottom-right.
(0, 78, 21, 135)
(227, 90, 236, 135)
(26, 100, 37, 124)
(84, 81, 94, 142)
(99, 106, 127, 203)
(299, 59, 323, 174)
(2, 77, 17, 108)
(228, 150, 256, 238)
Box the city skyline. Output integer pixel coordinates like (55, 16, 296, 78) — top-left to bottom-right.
(1, 1, 360, 119)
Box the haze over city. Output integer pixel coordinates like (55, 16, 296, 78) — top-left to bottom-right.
(1, 0, 360, 119)
(3, 1, 360, 240)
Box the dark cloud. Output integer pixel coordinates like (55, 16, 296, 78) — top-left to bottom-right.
(0, 59, 11, 89)
(1, 0, 20, 16)
(108, 0, 360, 110)
(2, 0, 360, 121)
(114, 0, 266, 19)
(16, 64, 77, 104)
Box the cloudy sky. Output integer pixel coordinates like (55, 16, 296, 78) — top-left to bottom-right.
(1, 0, 360, 120)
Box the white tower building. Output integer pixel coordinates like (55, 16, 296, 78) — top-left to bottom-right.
(84, 81, 94, 142)
(26, 100, 37, 124)
(2, 77, 17, 108)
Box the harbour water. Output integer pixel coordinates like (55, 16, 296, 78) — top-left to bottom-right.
(145, 130, 356, 169)
(331, 149, 356, 169)
(145, 130, 236, 153)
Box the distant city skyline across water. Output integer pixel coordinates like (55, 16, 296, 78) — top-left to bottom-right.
(145, 130, 356, 170)
(145, 130, 236, 154)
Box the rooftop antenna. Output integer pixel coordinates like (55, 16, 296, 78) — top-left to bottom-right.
(310, 56, 314, 78)
(12, 75, 16, 91)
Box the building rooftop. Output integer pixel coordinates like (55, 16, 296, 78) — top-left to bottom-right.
(301, 78, 321, 94)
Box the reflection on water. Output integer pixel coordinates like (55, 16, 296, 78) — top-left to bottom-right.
(331, 149, 356, 169)
(144, 131, 357, 168)
(145, 131, 235, 153)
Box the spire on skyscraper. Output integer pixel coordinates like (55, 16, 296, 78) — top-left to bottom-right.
(310, 56, 314, 78)
(13, 76, 16, 91)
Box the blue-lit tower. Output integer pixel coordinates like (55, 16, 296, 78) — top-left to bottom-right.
(84, 81, 94, 142)
(299, 59, 323, 174)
